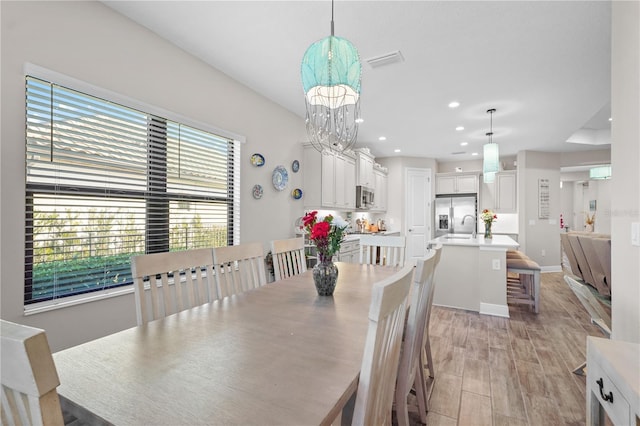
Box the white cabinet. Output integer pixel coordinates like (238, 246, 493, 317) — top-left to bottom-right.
(356, 150, 375, 188)
(480, 171, 517, 213)
(303, 145, 356, 209)
(373, 168, 388, 211)
(337, 240, 359, 263)
(435, 172, 479, 194)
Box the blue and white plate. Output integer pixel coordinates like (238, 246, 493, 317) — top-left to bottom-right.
(291, 160, 300, 173)
(272, 165, 288, 191)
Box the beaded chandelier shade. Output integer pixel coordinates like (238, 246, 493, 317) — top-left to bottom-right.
(301, 0, 361, 153)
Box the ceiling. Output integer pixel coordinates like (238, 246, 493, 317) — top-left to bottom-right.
(102, 1, 612, 162)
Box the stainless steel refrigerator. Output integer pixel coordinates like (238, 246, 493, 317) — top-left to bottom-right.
(434, 194, 477, 237)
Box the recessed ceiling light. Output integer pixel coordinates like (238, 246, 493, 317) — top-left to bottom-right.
(378, 136, 387, 141)
(355, 118, 364, 124)
(608, 117, 612, 122)
(471, 152, 479, 156)
(460, 142, 468, 146)
(394, 149, 401, 153)
(448, 101, 460, 108)
(456, 126, 464, 131)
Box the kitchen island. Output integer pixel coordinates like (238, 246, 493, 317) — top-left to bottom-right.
(429, 234, 519, 317)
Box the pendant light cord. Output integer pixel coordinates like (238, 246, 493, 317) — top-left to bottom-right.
(331, 0, 335, 36)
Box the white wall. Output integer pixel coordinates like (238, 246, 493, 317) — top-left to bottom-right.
(1, 1, 307, 351)
(610, 1, 640, 344)
(559, 182, 574, 230)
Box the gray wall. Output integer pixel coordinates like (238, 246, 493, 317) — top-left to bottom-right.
(1, 1, 307, 351)
(516, 151, 562, 269)
(611, 1, 640, 343)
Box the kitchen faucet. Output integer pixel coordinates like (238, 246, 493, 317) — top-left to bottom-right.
(461, 214, 477, 238)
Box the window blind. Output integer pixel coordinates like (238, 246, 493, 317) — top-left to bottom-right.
(25, 76, 239, 304)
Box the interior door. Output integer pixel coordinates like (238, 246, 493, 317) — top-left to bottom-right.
(405, 168, 432, 265)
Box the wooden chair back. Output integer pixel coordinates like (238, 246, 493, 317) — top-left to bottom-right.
(564, 275, 611, 336)
(359, 235, 406, 267)
(1, 320, 64, 426)
(131, 248, 216, 325)
(352, 264, 414, 425)
(213, 242, 267, 298)
(395, 249, 439, 426)
(270, 237, 307, 281)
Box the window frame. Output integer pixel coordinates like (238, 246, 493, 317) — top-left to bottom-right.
(23, 64, 243, 312)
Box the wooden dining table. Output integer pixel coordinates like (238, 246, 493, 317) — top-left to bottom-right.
(53, 262, 400, 426)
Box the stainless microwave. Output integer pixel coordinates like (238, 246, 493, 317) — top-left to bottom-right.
(356, 186, 375, 209)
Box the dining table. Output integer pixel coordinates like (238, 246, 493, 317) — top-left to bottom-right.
(53, 262, 401, 426)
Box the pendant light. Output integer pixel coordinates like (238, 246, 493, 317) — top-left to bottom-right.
(483, 108, 499, 183)
(301, 0, 362, 153)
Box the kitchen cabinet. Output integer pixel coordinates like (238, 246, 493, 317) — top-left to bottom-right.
(337, 240, 359, 263)
(435, 172, 479, 194)
(480, 170, 517, 213)
(372, 168, 388, 211)
(303, 145, 356, 210)
(356, 149, 375, 188)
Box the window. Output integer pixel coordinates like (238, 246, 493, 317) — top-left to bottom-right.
(25, 76, 240, 305)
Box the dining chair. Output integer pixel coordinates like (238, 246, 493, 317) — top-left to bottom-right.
(212, 242, 267, 298)
(1, 320, 64, 426)
(395, 249, 439, 426)
(564, 275, 611, 375)
(351, 264, 414, 425)
(359, 235, 406, 267)
(422, 244, 443, 383)
(270, 237, 307, 281)
(131, 248, 216, 325)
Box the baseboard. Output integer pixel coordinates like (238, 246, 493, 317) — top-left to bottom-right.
(479, 302, 510, 318)
(541, 265, 562, 273)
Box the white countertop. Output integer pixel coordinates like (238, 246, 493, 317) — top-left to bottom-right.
(430, 234, 519, 249)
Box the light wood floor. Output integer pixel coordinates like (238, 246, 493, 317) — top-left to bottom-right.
(401, 271, 609, 426)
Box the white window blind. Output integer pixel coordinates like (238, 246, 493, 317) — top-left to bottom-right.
(25, 76, 239, 304)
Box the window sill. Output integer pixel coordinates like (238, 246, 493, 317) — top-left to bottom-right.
(24, 286, 134, 316)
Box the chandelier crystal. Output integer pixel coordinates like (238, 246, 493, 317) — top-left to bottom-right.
(301, 0, 361, 153)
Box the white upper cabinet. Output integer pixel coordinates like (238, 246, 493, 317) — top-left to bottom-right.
(303, 145, 356, 210)
(373, 168, 388, 211)
(480, 170, 517, 213)
(435, 172, 479, 194)
(356, 150, 375, 188)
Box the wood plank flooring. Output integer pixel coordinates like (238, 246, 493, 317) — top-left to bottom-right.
(400, 272, 610, 426)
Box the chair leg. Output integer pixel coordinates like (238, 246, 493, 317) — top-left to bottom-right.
(424, 337, 435, 379)
(533, 271, 540, 313)
(415, 365, 429, 424)
(573, 361, 587, 376)
(394, 387, 410, 426)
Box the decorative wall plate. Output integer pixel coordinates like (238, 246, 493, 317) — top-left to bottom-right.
(291, 188, 303, 199)
(252, 184, 263, 199)
(272, 165, 289, 191)
(291, 160, 300, 173)
(250, 153, 265, 167)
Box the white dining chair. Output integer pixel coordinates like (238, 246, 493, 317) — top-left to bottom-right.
(564, 275, 611, 375)
(422, 244, 443, 384)
(270, 237, 307, 281)
(1, 320, 64, 426)
(359, 235, 406, 267)
(212, 242, 267, 298)
(131, 248, 216, 325)
(351, 264, 414, 425)
(395, 249, 439, 426)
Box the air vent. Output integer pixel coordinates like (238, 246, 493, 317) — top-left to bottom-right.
(451, 151, 466, 155)
(365, 50, 404, 69)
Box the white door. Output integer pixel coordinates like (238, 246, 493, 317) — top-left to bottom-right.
(405, 168, 432, 264)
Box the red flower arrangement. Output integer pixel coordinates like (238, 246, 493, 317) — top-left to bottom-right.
(301, 211, 347, 263)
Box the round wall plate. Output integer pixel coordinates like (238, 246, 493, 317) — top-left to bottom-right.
(252, 184, 263, 199)
(292, 160, 300, 173)
(272, 165, 289, 191)
(250, 153, 265, 167)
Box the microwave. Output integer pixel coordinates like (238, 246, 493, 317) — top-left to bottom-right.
(356, 186, 375, 209)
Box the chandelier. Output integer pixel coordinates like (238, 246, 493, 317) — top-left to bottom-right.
(301, 0, 362, 153)
(483, 108, 499, 183)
